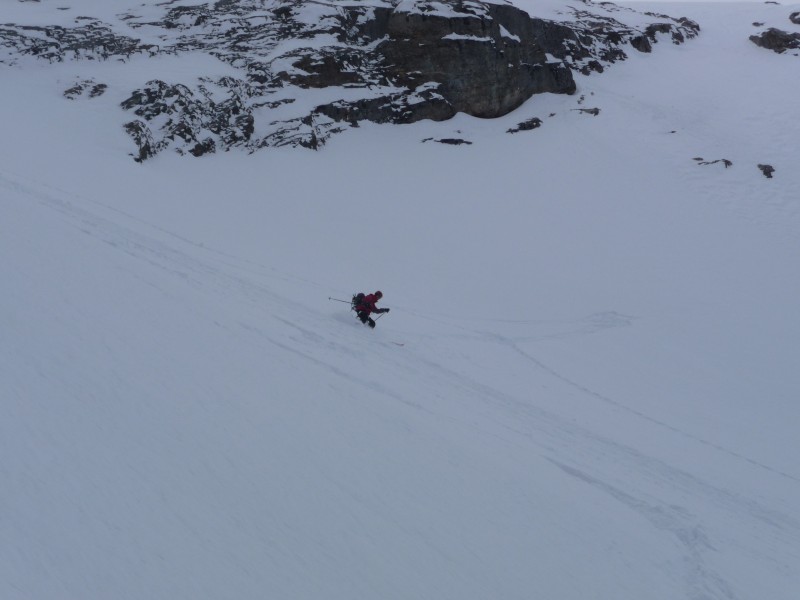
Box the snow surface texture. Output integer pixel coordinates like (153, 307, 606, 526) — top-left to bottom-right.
(2, 2, 800, 600)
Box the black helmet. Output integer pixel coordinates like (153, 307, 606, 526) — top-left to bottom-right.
(375, 290, 383, 298)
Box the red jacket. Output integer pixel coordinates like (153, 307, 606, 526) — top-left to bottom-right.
(359, 293, 380, 314)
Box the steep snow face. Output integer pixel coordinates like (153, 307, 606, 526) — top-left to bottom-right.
(2, 2, 800, 600)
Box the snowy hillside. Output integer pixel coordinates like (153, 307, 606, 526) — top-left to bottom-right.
(2, 1, 800, 600)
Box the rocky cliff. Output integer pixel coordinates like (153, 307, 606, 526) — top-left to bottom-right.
(0, 0, 699, 160)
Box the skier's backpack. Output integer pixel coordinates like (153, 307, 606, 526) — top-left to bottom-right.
(351, 292, 366, 312)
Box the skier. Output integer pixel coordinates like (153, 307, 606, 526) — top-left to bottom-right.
(353, 290, 390, 329)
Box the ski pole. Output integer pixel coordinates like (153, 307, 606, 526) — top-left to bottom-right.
(328, 297, 351, 304)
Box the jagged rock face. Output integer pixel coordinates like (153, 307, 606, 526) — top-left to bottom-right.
(0, 18, 156, 62)
(380, 2, 575, 118)
(0, 0, 700, 160)
(750, 27, 800, 54)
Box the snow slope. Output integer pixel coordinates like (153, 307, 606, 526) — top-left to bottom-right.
(2, 2, 800, 599)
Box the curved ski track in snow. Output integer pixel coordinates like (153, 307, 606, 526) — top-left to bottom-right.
(3, 168, 800, 600)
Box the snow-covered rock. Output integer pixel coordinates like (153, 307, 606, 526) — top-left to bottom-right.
(0, 0, 698, 159)
(750, 26, 800, 54)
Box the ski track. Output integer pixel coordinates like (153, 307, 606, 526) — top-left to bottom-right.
(384, 338, 800, 600)
(4, 169, 800, 600)
(506, 341, 800, 485)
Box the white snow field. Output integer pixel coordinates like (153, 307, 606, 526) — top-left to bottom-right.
(2, 1, 799, 599)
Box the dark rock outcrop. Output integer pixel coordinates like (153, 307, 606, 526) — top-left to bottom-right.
(507, 117, 543, 133)
(64, 79, 107, 99)
(0, 19, 156, 64)
(750, 28, 800, 53)
(790, 12, 800, 25)
(758, 164, 775, 178)
(435, 138, 473, 145)
(124, 120, 161, 163)
(694, 157, 733, 168)
(120, 79, 257, 157)
(0, 0, 701, 160)
(381, 2, 575, 118)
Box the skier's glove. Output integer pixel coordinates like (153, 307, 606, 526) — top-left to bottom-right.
(382, 308, 390, 313)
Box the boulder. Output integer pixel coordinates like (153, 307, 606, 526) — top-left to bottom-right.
(758, 164, 775, 178)
(750, 28, 800, 53)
